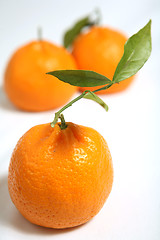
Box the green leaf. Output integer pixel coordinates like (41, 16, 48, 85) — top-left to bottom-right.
(63, 16, 91, 49)
(113, 20, 152, 83)
(47, 70, 111, 87)
(83, 91, 108, 111)
(63, 10, 100, 49)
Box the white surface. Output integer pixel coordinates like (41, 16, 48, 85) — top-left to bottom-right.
(0, 0, 160, 239)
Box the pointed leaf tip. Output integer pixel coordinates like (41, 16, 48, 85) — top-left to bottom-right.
(47, 70, 111, 87)
(83, 91, 109, 111)
(113, 20, 152, 83)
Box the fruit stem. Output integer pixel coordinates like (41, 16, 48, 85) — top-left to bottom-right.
(38, 27, 42, 41)
(90, 8, 101, 25)
(50, 87, 111, 129)
(59, 114, 67, 130)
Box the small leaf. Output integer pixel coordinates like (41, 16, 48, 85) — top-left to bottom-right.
(113, 20, 152, 83)
(47, 70, 111, 87)
(63, 16, 91, 49)
(50, 90, 108, 128)
(63, 10, 100, 49)
(83, 91, 108, 111)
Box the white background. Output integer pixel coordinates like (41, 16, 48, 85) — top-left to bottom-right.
(0, 0, 160, 239)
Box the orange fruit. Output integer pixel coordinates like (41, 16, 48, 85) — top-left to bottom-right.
(72, 26, 135, 94)
(4, 40, 77, 111)
(8, 122, 113, 229)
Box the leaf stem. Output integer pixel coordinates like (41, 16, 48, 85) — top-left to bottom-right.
(93, 82, 113, 93)
(51, 91, 87, 128)
(50, 83, 114, 128)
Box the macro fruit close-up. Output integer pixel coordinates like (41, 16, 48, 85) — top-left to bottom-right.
(8, 121, 113, 229)
(0, 1, 158, 239)
(7, 20, 151, 230)
(4, 40, 77, 112)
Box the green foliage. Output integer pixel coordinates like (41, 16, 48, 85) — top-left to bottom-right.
(113, 20, 152, 83)
(47, 70, 111, 87)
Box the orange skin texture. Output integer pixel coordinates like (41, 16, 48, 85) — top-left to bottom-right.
(72, 26, 135, 94)
(8, 122, 113, 229)
(4, 40, 77, 111)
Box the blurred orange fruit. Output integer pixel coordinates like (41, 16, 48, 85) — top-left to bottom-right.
(72, 26, 135, 94)
(4, 40, 77, 111)
(8, 122, 113, 229)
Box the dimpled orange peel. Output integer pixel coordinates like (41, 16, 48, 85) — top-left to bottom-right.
(8, 120, 113, 228)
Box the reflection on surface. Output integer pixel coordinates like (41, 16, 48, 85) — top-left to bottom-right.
(0, 174, 83, 235)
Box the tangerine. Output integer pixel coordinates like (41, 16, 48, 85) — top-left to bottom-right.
(72, 26, 135, 94)
(4, 40, 77, 111)
(8, 122, 113, 229)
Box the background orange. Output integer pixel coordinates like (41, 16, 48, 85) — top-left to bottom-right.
(4, 40, 77, 111)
